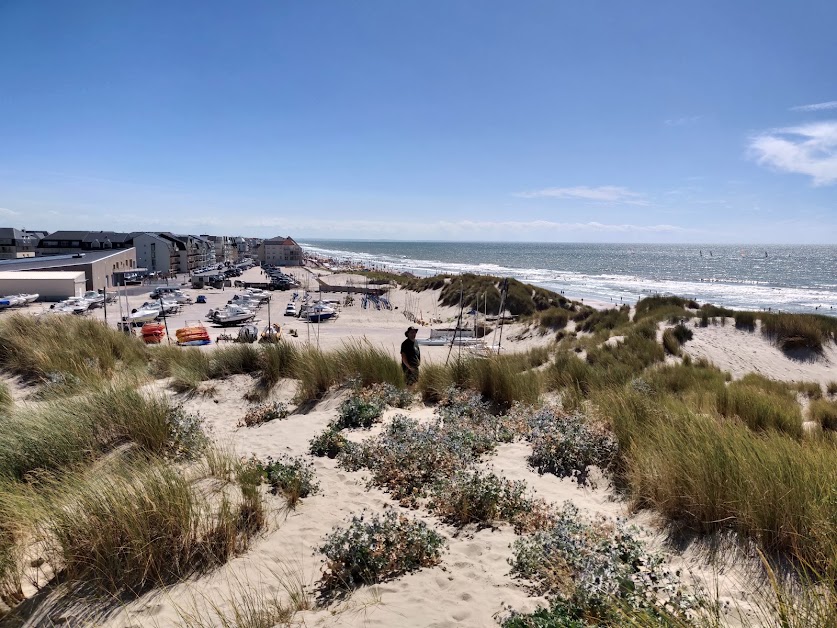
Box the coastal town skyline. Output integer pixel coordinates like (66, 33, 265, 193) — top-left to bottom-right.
(1, 1, 836, 243)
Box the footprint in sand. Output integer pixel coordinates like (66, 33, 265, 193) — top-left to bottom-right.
(451, 610, 472, 622)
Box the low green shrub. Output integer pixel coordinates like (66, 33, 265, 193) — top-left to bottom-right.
(308, 428, 348, 459)
(165, 404, 210, 459)
(828, 381, 837, 396)
(362, 381, 413, 408)
(257, 456, 319, 507)
(333, 395, 385, 430)
(526, 408, 618, 484)
(429, 469, 554, 533)
(238, 401, 290, 427)
(340, 398, 501, 504)
(810, 399, 837, 431)
(507, 502, 691, 625)
(318, 511, 445, 592)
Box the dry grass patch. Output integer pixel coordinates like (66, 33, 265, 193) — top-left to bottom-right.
(810, 399, 837, 431)
(38, 454, 264, 594)
(0, 314, 148, 394)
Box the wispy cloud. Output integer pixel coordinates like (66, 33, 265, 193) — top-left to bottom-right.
(0, 208, 20, 217)
(749, 121, 837, 185)
(664, 115, 702, 126)
(790, 101, 837, 112)
(514, 186, 648, 205)
(245, 217, 685, 235)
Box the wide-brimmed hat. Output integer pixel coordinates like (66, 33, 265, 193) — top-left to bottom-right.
(405, 326, 418, 336)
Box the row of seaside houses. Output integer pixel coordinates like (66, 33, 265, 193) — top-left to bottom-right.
(0, 228, 303, 299)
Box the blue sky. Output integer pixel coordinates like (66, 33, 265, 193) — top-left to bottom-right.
(1, 1, 835, 243)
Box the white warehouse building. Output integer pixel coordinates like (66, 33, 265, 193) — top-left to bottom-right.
(0, 271, 87, 301)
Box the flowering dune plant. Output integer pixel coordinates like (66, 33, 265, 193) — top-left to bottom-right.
(338, 413, 494, 504)
(256, 455, 319, 508)
(318, 510, 446, 592)
(507, 502, 693, 624)
(525, 407, 618, 485)
(238, 401, 290, 427)
(429, 469, 555, 533)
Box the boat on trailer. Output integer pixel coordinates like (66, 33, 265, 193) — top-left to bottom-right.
(212, 304, 256, 326)
(417, 327, 483, 346)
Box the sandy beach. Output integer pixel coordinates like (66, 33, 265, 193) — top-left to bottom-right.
(3, 266, 837, 628)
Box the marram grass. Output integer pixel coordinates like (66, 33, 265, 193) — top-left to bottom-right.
(0, 386, 177, 481)
(38, 454, 264, 593)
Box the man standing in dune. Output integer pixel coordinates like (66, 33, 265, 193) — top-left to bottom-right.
(400, 326, 421, 385)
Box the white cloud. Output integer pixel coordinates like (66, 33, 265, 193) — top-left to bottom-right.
(664, 115, 702, 126)
(442, 220, 684, 233)
(749, 121, 837, 185)
(0, 207, 20, 217)
(515, 186, 647, 205)
(790, 101, 837, 112)
(244, 216, 685, 236)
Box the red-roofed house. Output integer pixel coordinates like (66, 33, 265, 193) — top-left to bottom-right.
(258, 236, 303, 266)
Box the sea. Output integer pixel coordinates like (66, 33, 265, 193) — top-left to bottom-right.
(299, 241, 837, 317)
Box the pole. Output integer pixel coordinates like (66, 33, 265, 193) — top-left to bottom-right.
(497, 278, 508, 355)
(445, 283, 464, 366)
(161, 301, 171, 344)
(117, 275, 124, 329)
(103, 276, 108, 326)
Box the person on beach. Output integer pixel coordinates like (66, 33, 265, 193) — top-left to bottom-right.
(400, 325, 421, 385)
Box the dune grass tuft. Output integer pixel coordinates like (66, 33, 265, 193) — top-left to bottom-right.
(734, 311, 757, 331)
(717, 380, 803, 437)
(634, 295, 693, 322)
(39, 455, 264, 593)
(761, 312, 827, 353)
(0, 314, 148, 393)
(662, 328, 681, 355)
(0, 386, 201, 481)
(810, 398, 837, 431)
